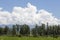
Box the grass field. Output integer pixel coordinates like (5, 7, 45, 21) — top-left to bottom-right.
(0, 36, 60, 40)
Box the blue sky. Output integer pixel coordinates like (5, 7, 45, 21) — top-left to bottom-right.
(0, 0, 60, 19)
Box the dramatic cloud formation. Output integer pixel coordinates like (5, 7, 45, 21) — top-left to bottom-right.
(0, 3, 60, 25)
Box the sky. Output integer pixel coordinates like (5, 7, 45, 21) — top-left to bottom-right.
(0, 0, 60, 25)
(0, 0, 60, 18)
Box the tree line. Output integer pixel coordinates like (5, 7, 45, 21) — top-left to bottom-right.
(0, 23, 60, 37)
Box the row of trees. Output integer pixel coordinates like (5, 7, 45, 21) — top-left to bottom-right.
(32, 24, 60, 37)
(0, 24, 30, 36)
(0, 23, 60, 37)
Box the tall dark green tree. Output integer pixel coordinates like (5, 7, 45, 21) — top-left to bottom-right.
(37, 26, 43, 36)
(12, 25, 16, 36)
(31, 24, 38, 37)
(20, 24, 30, 36)
(32, 28, 37, 37)
(35, 24, 38, 36)
(3, 26, 9, 35)
(41, 24, 45, 36)
(0, 27, 3, 35)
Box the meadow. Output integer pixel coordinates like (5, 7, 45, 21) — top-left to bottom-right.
(0, 36, 60, 40)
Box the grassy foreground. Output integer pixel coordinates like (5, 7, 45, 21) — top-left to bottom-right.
(0, 36, 60, 40)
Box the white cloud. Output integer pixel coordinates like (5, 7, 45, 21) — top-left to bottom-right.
(0, 3, 60, 25)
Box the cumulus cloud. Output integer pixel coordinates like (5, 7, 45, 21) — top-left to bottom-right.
(0, 3, 60, 25)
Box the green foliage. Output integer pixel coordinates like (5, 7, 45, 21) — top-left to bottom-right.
(12, 25, 16, 36)
(3, 26, 9, 35)
(37, 24, 45, 36)
(20, 24, 30, 36)
(0, 23, 60, 38)
(0, 27, 3, 35)
(32, 28, 37, 37)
